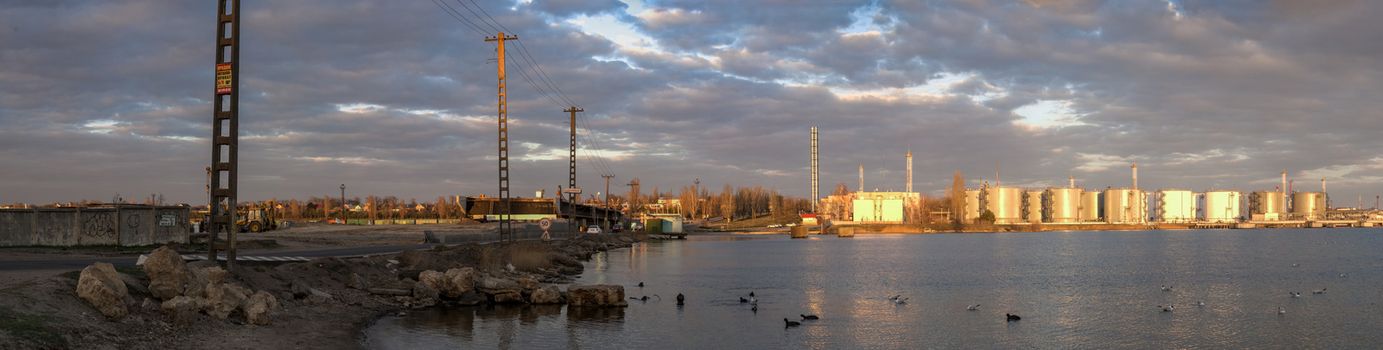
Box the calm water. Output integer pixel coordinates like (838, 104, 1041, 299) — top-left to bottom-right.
(364, 229, 1383, 349)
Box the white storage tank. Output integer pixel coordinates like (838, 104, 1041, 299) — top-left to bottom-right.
(1044, 188, 1082, 223)
(1291, 192, 1325, 220)
(1250, 191, 1286, 220)
(1155, 190, 1197, 223)
(1103, 188, 1147, 224)
(964, 189, 981, 223)
(1079, 191, 1102, 222)
(1202, 191, 1241, 223)
(984, 186, 1023, 224)
(1024, 190, 1043, 223)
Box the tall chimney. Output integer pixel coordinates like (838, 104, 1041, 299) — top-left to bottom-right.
(1069, 175, 1075, 189)
(858, 164, 864, 193)
(905, 149, 913, 193)
(1131, 163, 1138, 191)
(1281, 170, 1287, 195)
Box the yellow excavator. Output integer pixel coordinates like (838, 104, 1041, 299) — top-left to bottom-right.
(236, 204, 279, 233)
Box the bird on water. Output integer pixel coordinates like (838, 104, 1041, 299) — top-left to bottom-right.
(1006, 313, 1022, 322)
(784, 318, 801, 328)
(801, 314, 819, 320)
(676, 293, 685, 306)
(740, 297, 749, 303)
(967, 304, 981, 311)
(638, 282, 644, 287)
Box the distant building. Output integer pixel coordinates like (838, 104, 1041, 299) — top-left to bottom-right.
(851, 191, 920, 223)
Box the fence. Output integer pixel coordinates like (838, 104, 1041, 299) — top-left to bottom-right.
(0, 205, 190, 247)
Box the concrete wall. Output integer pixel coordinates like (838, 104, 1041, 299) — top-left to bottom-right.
(0, 206, 189, 247)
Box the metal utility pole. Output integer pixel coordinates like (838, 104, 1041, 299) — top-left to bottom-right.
(486, 32, 518, 242)
(565, 106, 582, 215)
(810, 125, 818, 212)
(339, 184, 346, 224)
(209, 0, 241, 269)
(602, 174, 615, 230)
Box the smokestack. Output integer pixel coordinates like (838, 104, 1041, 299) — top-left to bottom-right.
(1281, 170, 1287, 195)
(1131, 163, 1138, 191)
(1069, 175, 1075, 189)
(905, 149, 913, 193)
(858, 164, 864, 193)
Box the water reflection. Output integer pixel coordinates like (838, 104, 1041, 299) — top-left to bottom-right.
(367, 229, 1383, 349)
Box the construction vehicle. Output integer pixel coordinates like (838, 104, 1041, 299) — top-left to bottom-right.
(237, 205, 279, 233)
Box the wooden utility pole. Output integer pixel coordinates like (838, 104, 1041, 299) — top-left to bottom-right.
(209, 0, 241, 269)
(602, 174, 614, 230)
(486, 32, 518, 242)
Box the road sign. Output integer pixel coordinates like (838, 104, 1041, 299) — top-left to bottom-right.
(562, 187, 582, 194)
(215, 63, 233, 94)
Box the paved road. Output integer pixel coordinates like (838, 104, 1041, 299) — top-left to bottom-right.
(0, 243, 435, 271)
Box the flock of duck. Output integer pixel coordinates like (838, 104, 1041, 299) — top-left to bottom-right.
(627, 266, 1343, 329)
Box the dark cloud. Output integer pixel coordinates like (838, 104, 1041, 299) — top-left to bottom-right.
(2, 0, 1382, 205)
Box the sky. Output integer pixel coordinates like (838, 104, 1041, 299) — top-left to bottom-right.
(2, 0, 1382, 206)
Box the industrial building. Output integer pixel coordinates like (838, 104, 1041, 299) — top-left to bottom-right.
(1155, 189, 1197, 223)
(1292, 192, 1326, 220)
(963, 189, 981, 223)
(984, 186, 1024, 224)
(851, 192, 920, 223)
(1202, 191, 1242, 223)
(1042, 187, 1083, 223)
(1080, 191, 1103, 222)
(1103, 188, 1147, 224)
(1250, 191, 1287, 221)
(1024, 190, 1043, 223)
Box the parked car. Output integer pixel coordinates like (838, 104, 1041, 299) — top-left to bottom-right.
(586, 227, 603, 234)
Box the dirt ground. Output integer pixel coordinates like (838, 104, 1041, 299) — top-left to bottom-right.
(0, 233, 639, 350)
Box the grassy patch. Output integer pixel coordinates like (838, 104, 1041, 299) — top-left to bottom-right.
(0, 306, 67, 348)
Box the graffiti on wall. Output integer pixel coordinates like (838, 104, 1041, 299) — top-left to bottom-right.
(83, 212, 117, 241)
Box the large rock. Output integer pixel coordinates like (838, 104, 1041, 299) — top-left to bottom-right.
(418, 270, 446, 293)
(491, 290, 524, 304)
(442, 268, 476, 297)
(565, 285, 627, 307)
(478, 276, 520, 292)
(204, 282, 250, 319)
(529, 285, 562, 304)
(411, 281, 439, 308)
(184, 263, 225, 299)
(76, 262, 130, 319)
(244, 291, 279, 326)
(143, 246, 188, 300)
(161, 295, 202, 325)
(516, 276, 539, 292)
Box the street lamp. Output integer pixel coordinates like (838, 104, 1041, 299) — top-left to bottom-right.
(339, 184, 346, 225)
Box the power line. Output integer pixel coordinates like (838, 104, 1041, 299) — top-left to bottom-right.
(432, 0, 488, 37)
(436, 0, 620, 178)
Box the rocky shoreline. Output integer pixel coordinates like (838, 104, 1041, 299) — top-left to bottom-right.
(1, 234, 642, 349)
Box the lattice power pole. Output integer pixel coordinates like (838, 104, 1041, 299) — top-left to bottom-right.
(209, 0, 241, 269)
(486, 32, 518, 242)
(566, 106, 582, 235)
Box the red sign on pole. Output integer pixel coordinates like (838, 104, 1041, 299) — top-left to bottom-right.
(215, 63, 233, 94)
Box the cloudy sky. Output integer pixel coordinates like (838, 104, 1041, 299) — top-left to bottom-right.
(2, 0, 1381, 206)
